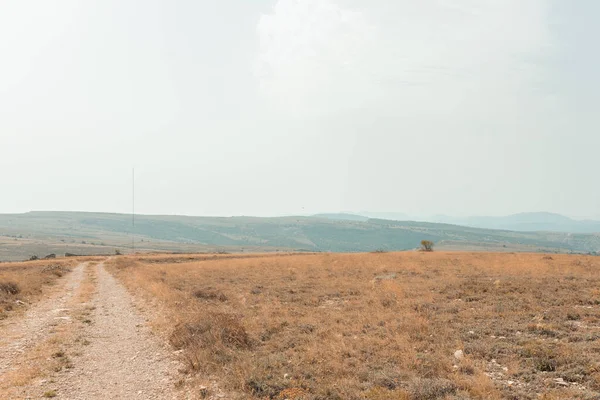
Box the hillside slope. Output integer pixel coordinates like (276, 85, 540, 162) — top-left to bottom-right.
(0, 211, 599, 261)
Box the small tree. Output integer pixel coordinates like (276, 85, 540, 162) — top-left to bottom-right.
(420, 240, 434, 252)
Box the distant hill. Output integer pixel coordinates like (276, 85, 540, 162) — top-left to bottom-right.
(0, 211, 599, 261)
(313, 213, 369, 222)
(358, 211, 412, 221)
(350, 211, 600, 234)
(431, 212, 600, 233)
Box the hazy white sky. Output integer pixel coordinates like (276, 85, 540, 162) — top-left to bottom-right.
(1, 0, 598, 218)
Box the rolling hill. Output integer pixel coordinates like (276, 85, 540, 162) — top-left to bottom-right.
(0, 211, 599, 261)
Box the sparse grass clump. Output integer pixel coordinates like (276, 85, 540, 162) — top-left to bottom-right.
(108, 252, 600, 399)
(0, 281, 20, 319)
(41, 264, 70, 277)
(0, 281, 20, 295)
(170, 313, 251, 351)
(408, 378, 457, 399)
(192, 287, 228, 302)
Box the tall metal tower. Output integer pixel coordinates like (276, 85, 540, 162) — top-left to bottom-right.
(132, 168, 135, 254)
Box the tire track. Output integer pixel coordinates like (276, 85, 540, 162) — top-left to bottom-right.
(47, 262, 181, 399)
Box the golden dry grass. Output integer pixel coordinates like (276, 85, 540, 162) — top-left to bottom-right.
(0, 262, 98, 397)
(107, 252, 600, 399)
(0, 258, 80, 320)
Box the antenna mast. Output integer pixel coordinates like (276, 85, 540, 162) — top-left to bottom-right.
(132, 168, 135, 254)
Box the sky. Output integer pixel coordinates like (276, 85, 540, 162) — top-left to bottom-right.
(1, 0, 598, 218)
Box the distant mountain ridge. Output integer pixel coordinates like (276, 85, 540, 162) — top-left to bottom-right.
(313, 213, 368, 222)
(317, 212, 600, 234)
(433, 212, 600, 233)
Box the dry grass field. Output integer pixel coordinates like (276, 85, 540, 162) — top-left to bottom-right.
(106, 252, 600, 400)
(0, 258, 80, 321)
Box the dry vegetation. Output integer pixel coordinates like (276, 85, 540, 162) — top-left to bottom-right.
(107, 252, 600, 399)
(0, 259, 79, 320)
(0, 261, 98, 397)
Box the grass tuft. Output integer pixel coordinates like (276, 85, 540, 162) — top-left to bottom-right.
(0, 281, 20, 295)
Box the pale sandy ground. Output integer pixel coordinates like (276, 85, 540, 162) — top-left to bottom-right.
(0, 262, 190, 400)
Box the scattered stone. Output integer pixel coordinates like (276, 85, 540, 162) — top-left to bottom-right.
(199, 386, 208, 397)
(454, 350, 464, 361)
(373, 273, 397, 282)
(554, 378, 569, 387)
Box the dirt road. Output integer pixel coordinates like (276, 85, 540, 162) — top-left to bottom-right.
(0, 261, 183, 399)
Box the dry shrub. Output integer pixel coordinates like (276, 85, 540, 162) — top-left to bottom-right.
(170, 313, 250, 350)
(520, 342, 563, 372)
(41, 265, 70, 277)
(0, 281, 20, 295)
(591, 373, 600, 391)
(458, 358, 476, 376)
(0, 281, 21, 317)
(193, 287, 228, 302)
(408, 378, 457, 400)
(246, 377, 290, 399)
